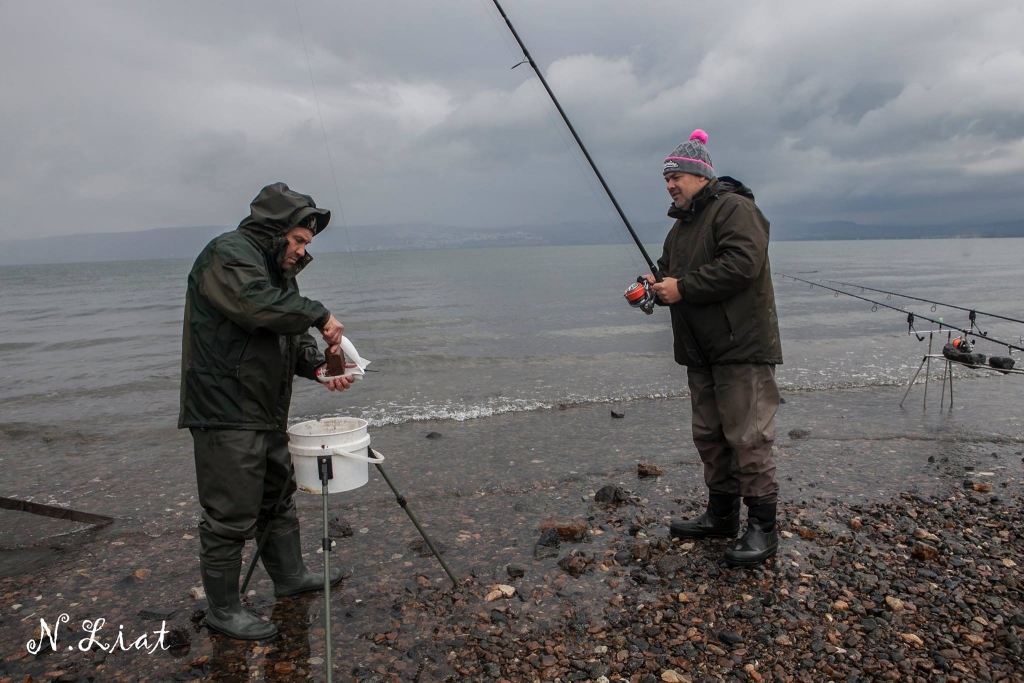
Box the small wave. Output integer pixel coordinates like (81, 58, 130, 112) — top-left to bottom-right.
(41, 336, 143, 351)
(0, 342, 34, 353)
(297, 368, 1004, 429)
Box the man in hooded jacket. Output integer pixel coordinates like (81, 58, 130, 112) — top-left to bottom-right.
(179, 182, 355, 640)
(642, 130, 783, 567)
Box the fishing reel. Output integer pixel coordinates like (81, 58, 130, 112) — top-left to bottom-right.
(951, 337, 974, 353)
(624, 277, 656, 315)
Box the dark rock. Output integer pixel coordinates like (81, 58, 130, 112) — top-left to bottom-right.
(636, 462, 664, 477)
(911, 542, 939, 562)
(594, 484, 630, 504)
(164, 627, 191, 652)
(533, 544, 559, 560)
(537, 529, 560, 547)
(654, 555, 686, 577)
(557, 555, 589, 577)
(506, 564, 525, 579)
(329, 516, 354, 537)
(611, 410, 625, 418)
(788, 428, 811, 439)
(539, 517, 588, 541)
(717, 630, 744, 645)
(425, 431, 443, 439)
(408, 538, 448, 557)
(137, 607, 177, 621)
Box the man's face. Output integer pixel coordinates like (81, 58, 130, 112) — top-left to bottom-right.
(280, 226, 314, 271)
(665, 172, 709, 209)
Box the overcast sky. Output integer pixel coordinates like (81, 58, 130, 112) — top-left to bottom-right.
(1, 0, 1022, 241)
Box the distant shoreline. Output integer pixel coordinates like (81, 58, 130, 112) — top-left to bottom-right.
(1, 222, 1022, 267)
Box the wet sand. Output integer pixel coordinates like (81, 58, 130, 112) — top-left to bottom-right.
(1, 376, 1022, 682)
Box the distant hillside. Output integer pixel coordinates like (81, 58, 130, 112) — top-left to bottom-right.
(772, 220, 1024, 241)
(1, 219, 1021, 266)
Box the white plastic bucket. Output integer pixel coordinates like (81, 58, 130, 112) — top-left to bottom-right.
(286, 417, 384, 494)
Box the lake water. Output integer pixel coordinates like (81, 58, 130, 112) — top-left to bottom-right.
(2, 238, 1023, 440)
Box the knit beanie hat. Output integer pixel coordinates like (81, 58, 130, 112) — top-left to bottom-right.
(662, 129, 715, 180)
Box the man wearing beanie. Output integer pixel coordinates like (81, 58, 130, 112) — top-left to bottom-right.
(179, 182, 356, 639)
(641, 129, 783, 566)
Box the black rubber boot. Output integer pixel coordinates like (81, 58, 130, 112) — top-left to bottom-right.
(724, 503, 779, 567)
(260, 526, 352, 597)
(201, 564, 278, 640)
(669, 495, 741, 539)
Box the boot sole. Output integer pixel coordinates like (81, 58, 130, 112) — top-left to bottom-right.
(206, 618, 278, 641)
(724, 547, 778, 567)
(669, 529, 740, 540)
(274, 573, 350, 598)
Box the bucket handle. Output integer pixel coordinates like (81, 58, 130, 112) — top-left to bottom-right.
(330, 446, 384, 463)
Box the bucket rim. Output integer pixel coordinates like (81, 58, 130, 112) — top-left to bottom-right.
(287, 416, 368, 438)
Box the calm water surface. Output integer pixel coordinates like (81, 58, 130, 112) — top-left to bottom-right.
(2, 238, 1023, 436)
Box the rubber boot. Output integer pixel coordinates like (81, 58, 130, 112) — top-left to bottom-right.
(201, 564, 278, 640)
(669, 494, 741, 539)
(724, 503, 779, 567)
(260, 526, 352, 597)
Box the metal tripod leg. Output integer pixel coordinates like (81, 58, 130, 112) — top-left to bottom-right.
(939, 359, 949, 410)
(948, 362, 954, 409)
(922, 333, 933, 410)
(242, 469, 294, 594)
(368, 447, 460, 587)
(899, 355, 927, 407)
(317, 455, 334, 683)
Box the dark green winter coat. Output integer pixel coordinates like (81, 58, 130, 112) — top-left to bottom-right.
(178, 183, 332, 431)
(656, 176, 783, 368)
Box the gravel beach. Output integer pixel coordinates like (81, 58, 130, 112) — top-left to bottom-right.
(1, 377, 1022, 682)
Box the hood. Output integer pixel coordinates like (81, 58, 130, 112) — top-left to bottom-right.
(667, 176, 754, 220)
(237, 182, 331, 263)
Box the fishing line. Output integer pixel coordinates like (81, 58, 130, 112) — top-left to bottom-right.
(472, 0, 644, 276)
(294, 1, 380, 360)
(780, 273, 1024, 353)
(821, 278, 1024, 329)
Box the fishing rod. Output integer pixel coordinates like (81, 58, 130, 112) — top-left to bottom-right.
(821, 278, 1024, 332)
(487, 1, 712, 365)
(488, 0, 656, 276)
(780, 273, 1024, 353)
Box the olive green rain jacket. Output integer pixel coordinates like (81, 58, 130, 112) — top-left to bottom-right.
(178, 183, 332, 431)
(656, 176, 783, 368)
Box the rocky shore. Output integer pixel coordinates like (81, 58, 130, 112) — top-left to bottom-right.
(1, 381, 1022, 682)
(385, 487, 1024, 683)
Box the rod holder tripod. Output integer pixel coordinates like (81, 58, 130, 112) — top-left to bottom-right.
(899, 331, 956, 410)
(240, 438, 459, 683)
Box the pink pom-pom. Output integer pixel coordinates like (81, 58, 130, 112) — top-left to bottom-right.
(689, 129, 708, 145)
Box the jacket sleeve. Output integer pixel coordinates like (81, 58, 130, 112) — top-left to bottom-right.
(295, 331, 326, 381)
(200, 250, 329, 335)
(679, 199, 769, 305)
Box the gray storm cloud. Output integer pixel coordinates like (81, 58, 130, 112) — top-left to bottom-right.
(0, 0, 1021, 240)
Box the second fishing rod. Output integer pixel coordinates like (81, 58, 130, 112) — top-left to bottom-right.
(488, 0, 710, 367)
(781, 273, 1024, 354)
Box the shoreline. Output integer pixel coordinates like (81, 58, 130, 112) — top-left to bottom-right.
(1, 379, 1022, 681)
